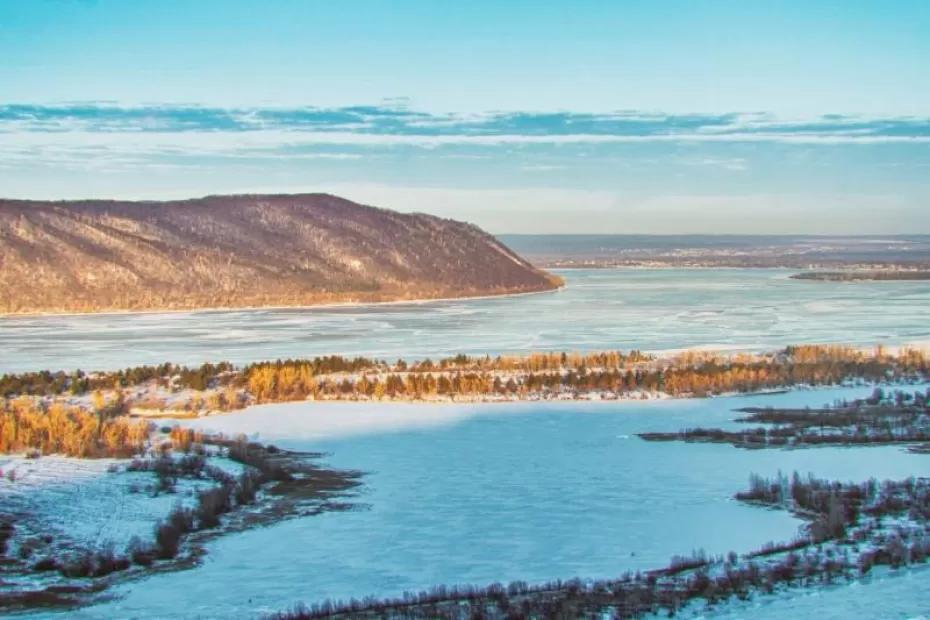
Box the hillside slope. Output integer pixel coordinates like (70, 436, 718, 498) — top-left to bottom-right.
(0, 194, 560, 314)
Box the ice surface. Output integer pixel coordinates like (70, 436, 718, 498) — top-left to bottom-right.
(24, 385, 930, 619)
(3, 268, 930, 373)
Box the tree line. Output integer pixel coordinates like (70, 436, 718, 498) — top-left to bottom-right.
(0, 398, 150, 457)
(0, 361, 236, 398)
(2, 345, 929, 457)
(241, 345, 929, 402)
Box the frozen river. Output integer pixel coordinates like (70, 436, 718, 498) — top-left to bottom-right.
(31, 384, 930, 619)
(2, 268, 930, 373)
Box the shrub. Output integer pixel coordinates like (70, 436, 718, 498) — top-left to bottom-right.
(154, 505, 194, 559)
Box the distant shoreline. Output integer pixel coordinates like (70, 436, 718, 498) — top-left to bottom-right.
(0, 284, 563, 320)
(791, 270, 930, 282)
(538, 264, 792, 271)
(536, 261, 930, 271)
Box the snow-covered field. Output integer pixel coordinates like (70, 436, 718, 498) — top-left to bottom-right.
(677, 564, 930, 619)
(0, 451, 246, 552)
(0, 445, 257, 608)
(2, 456, 191, 550)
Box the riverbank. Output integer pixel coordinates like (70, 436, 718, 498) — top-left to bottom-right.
(0, 281, 564, 320)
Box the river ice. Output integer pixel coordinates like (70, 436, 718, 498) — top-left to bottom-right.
(2, 268, 929, 373)
(24, 385, 930, 619)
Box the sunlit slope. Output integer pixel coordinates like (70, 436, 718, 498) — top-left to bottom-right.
(0, 194, 559, 314)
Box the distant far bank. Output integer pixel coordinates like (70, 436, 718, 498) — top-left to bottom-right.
(791, 270, 930, 282)
(3, 285, 562, 320)
(0, 194, 560, 315)
(500, 233, 930, 270)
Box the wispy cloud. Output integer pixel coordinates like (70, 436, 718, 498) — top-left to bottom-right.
(3, 104, 930, 146)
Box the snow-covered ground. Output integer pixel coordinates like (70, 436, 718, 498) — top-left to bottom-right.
(2, 455, 196, 551)
(672, 564, 930, 619)
(0, 443, 260, 608)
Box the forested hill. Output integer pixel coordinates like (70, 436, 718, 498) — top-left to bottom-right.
(0, 194, 560, 314)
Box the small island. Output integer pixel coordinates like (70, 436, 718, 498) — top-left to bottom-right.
(791, 270, 930, 282)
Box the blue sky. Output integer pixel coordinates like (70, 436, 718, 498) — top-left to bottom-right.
(1, 1, 929, 233)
